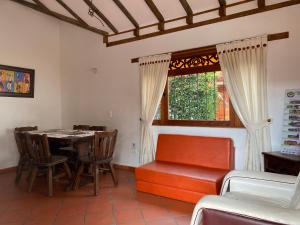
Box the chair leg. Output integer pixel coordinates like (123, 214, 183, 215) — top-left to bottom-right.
(15, 158, 24, 185)
(47, 167, 53, 197)
(94, 164, 99, 196)
(109, 163, 118, 186)
(63, 162, 72, 179)
(73, 162, 84, 190)
(28, 166, 38, 193)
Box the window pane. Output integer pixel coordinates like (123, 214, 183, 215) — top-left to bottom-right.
(154, 103, 161, 120)
(168, 71, 229, 121)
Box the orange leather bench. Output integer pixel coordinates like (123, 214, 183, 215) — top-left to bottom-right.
(135, 134, 234, 203)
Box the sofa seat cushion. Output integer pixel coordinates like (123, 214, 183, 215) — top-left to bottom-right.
(135, 161, 229, 194)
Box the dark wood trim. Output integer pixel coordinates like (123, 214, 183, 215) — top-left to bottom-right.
(0, 166, 17, 174)
(83, 0, 118, 34)
(112, 0, 139, 36)
(109, 0, 255, 37)
(56, 0, 88, 26)
(108, 0, 299, 47)
(144, 0, 165, 31)
(218, 0, 226, 17)
(179, 0, 193, 25)
(32, 0, 49, 11)
(131, 31, 289, 63)
(10, 0, 108, 36)
(114, 164, 135, 172)
(258, 0, 266, 8)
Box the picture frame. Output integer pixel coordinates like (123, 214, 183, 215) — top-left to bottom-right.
(0, 64, 35, 98)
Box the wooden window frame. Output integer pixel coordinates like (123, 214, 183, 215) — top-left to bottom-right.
(153, 50, 243, 128)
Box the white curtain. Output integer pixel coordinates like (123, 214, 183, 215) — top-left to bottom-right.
(139, 53, 171, 165)
(217, 36, 271, 171)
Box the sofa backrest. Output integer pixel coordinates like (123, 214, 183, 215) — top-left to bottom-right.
(155, 134, 234, 170)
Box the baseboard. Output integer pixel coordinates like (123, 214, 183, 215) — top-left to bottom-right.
(114, 164, 135, 172)
(0, 164, 135, 174)
(0, 166, 17, 174)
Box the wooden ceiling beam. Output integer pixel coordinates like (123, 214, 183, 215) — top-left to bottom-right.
(145, 0, 165, 31)
(107, 0, 300, 47)
(83, 0, 118, 34)
(10, 0, 108, 36)
(56, 0, 88, 26)
(179, 0, 193, 24)
(32, 0, 49, 11)
(112, 0, 139, 36)
(131, 32, 289, 63)
(218, 0, 226, 17)
(258, 0, 266, 8)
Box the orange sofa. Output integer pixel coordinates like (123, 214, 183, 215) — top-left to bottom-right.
(135, 134, 234, 203)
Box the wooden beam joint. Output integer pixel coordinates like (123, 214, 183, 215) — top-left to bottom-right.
(258, 0, 266, 8)
(179, 0, 193, 25)
(218, 0, 226, 17)
(145, 0, 165, 31)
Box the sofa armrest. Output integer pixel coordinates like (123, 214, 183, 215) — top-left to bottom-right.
(220, 170, 296, 200)
(190, 196, 299, 225)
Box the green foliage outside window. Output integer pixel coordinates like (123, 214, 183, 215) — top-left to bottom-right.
(168, 72, 218, 120)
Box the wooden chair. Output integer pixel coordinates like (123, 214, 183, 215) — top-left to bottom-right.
(26, 133, 72, 196)
(89, 126, 106, 131)
(14, 126, 38, 184)
(73, 130, 118, 195)
(73, 125, 90, 130)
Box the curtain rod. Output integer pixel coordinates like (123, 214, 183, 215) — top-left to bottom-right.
(131, 32, 289, 63)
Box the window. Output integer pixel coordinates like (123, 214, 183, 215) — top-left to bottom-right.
(153, 49, 243, 128)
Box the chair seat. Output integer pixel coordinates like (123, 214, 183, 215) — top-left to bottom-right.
(135, 161, 229, 194)
(34, 155, 68, 166)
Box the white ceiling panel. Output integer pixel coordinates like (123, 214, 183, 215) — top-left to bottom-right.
(119, 0, 158, 27)
(187, 0, 220, 13)
(39, 0, 74, 18)
(92, 0, 135, 32)
(152, 0, 187, 20)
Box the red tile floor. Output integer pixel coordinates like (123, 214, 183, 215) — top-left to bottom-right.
(0, 170, 194, 225)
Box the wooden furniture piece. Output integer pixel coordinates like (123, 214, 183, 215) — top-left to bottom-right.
(26, 133, 72, 196)
(14, 126, 38, 184)
(135, 134, 234, 203)
(73, 130, 118, 195)
(89, 126, 106, 131)
(73, 125, 90, 130)
(263, 151, 300, 176)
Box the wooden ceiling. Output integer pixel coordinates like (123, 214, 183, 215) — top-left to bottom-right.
(10, 0, 300, 47)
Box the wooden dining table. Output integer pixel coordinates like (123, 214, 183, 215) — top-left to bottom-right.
(28, 129, 97, 190)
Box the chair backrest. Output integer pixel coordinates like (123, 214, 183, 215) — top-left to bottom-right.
(92, 130, 118, 162)
(14, 126, 38, 156)
(89, 126, 106, 131)
(155, 134, 234, 170)
(15, 126, 38, 132)
(26, 133, 52, 163)
(73, 125, 90, 130)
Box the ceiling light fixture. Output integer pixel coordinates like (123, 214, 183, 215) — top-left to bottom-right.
(88, 0, 105, 26)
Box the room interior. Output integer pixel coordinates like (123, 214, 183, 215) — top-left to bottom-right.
(0, 0, 299, 225)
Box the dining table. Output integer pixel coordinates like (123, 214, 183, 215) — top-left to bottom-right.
(28, 129, 97, 190)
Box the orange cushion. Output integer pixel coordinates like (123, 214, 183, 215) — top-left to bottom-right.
(155, 134, 234, 170)
(135, 161, 229, 194)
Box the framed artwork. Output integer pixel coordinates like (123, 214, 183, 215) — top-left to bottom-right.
(0, 64, 35, 98)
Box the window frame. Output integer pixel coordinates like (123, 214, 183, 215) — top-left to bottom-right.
(153, 50, 243, 128)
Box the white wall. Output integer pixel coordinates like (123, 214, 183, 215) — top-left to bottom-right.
(0, 2, 62, 169)
(60, 4, 300, 169)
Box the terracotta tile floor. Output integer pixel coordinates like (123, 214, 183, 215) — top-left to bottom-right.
(0, 170, 194, 225)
